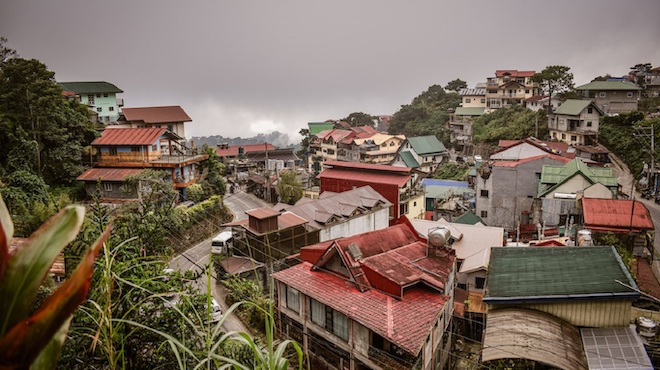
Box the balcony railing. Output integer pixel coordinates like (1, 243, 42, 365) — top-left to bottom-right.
(367, 345, 421, 370)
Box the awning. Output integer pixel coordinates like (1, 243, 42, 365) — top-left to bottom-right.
(482, 308, 587, 370)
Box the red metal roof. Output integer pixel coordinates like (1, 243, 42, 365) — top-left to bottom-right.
(492, 153, 571, 167)
(272, 262, 449, 356)
(92, 127, 168, 146)
(215, 143, 276, 157)
(582, 198, 654, 232)
(77, 168, 144, 181)
(121, 106, 192, 124)
(246, 207, 280, 219)
(318, 168, 411, 187)
(323, 160, 412, 174)
(277, 211, 308, 229)
(495, 70, 536, 77)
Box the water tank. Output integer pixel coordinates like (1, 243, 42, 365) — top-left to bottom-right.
(637, 317, 657, 338)
(577, 229, 592, 246)
(428, 227, 451, 248)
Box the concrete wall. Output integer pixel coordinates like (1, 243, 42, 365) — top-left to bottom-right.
(320, 208, 390, 242)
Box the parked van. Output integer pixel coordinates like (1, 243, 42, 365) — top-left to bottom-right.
(211, 230, 233, 254)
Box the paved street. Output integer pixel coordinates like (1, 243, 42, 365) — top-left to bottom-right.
(170, 189, 268, 334)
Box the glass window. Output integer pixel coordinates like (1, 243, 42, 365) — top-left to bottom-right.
(88, 95, 95, 105)
(627, 92, 633, 98)
(103, 93, 108, 98)
(109, 106, 114, 112)
(588, 107, 593, 114)
(480, 190, 489, 198)
(465, 98, 471, 103)
(480, 211, 487, 218)
(96, 107, 102, 112)
(587, 121, 592, 127)
(109, 147, 117, 156)
(96, 94, 101, 98)
(103, 182, 112, 192)
(599, 92, 606, 98)
(310, 299, 325, 327)
(286, 286, 300, 313)
(333, 310, 349, 341)
(481, 98, 486, 103)
(475, 277, 486, 289)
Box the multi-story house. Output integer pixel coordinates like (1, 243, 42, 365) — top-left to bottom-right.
(481, 246, 648, 369)
(459, 85, 487, 108)
(115, 105, 192, 141)
(484, 70, 539, 112)
(523, 95, 563, 112)
(475, 154, 571, 230)
(391, 135, 448, 175)
(59, 81, 123, 123)
(575, 80, 642, 114)
(272, 222, 455, 370)
(309, 128, 356, 165)
(548, 100, 604, 145)
(337, 133, 406, 164)
(318, 161, 424, 221)
(448, 107, 485, 154)
(76, 127, 207, 202)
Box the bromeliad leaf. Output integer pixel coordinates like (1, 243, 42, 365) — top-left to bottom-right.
(0, 205, 84, 337)
(0, 222, 111, 368)
(0, 196, 14, 283)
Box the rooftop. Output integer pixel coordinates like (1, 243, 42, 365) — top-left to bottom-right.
(575, 80, 642, 91)
(121, 106, 192, 124)
(582, 198, 654, 232)
(454, 107, 485, 116)
(553, 99, 603, 116)
(76, 168, 143, 182)
(92, 127, 176, 146)
(406, 135, 447, 155)
(59, 81, 123, 94)
(215, 143, 276, 157)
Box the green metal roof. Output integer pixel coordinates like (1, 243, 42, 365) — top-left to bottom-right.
(538, 158, 617, 196)
(454, 107, 485, 116)
(398, 151, 420, 168)
(453, 210, 485, 225)
(575, 80, 642, 91)
(484, 246, 638, 303)
(406, 136, 447, 155)
(308, 122, 335, 136)
(58, 81, 123, 94)
(553, 99, 601, 116)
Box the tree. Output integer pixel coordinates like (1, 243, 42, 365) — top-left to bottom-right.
(532, 65, 574, 111)
(444, 78, 467, 93)
(0, 57, 97, 185)
(277, 170, 303, 205)
(630, 63, 653, 87)
(0, 36, 18, 63)
(195, 145, 227, 199)
(472, 106, 548, 144)
(340, 112, 375, 127)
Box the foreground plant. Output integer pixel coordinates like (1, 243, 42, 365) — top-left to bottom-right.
(0, 195, 110, 369)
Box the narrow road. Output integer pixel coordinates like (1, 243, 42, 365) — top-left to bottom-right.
(170, 189, 268, 334)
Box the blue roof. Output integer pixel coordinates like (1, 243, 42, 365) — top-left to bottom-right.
(422, 179, 469, 187)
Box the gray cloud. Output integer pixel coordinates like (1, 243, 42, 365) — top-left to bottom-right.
(2, 0, 659, 142)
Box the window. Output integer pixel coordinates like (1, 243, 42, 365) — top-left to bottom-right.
(475, 277, 486, 289)
(599, 92, 606, 98)
(525, 89, 530, 94)
(488, 90, 497, 94)
(109, 106, 114, 112)
(561, 133, 566, 140)
(168, 124, 174, 132)
(400, 203, 409, 215)
(152, 144, 157, 151)
(87, 95, 95, 105)
(413, 201, 417, 207)
(109, 147, 117, 156)
(389, 141, 395, 146)
(96, 107, 102, 112)
(517, 78, 525, 84)
(310, 299, 325, 326)
(333, 310, 349, 341)
(481, 98, 486, 103)
(103, 182, 112, 192)
(587, 121, 592, 127)
(480, 210, 487, 218)
(286, 286, 300, 313)
(587, 107, 593, 114)
(627, 92, 634, 98)
(103, 93, 108, 98)
(96, 94, 101, 98)
(131, 146, 140, 152)
(480, 189, 489, 198)
(465, 98, 472, 103)
(571, 135, 577, 142)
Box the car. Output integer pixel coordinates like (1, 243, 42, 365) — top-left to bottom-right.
(205, 298, 223, 324)
(211, 230, 233, 255)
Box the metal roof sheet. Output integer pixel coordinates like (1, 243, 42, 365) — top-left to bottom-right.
(121, 106, 192, 124)
(398, 150, 420, 168)
(454, 107, 485, 116)
(245, 207, 280, 219)
(458, 87, 486, 96)
(484, 246, 639, 303)
(322, 160, 412, 174)
(406, 135, 447, 155)
(58, 81, 123, 94)
(582, 198, 654, 231)
(318, 168, 412, 187)
(553, 99, 602, 116)
(273, 262, 449, 356)
(581, 326, 653, 369)
(215, 143, 276, 157)
(539, 158, 618, 196)
(575, 80, 642, 91)
(421, 179, 469, 187)
(76, 168, 144, 182)
(307, 122, 335, 135)
(482, 308, 587, 370)
(92, 127, 169, 146)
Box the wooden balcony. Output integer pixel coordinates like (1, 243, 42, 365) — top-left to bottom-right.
(97, 153, 208, 168)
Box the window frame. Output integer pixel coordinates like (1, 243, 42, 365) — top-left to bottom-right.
(286, 286, 300, 314)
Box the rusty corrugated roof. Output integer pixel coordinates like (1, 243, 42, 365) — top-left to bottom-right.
(272, 262, 449, 357)
(77, 168, 144, 181)
(318, 167, 411, 187)
(92, 127, 168, 146)
(323, 160, 412, 174)
(121, 106, 192, 124)
(216, 143, 276, 157)
(246, 207, 279, 219)
(583, 198, 654, 231)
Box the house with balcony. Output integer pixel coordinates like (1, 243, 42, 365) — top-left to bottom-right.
(391, 135, 448, 175)
(481, 246, 649, 369)
(318, 161, 423, 221)
(448, 107, 485, 154)
(272, 222, 455, 370)
(76, 127, 207, 202)
(337, 132, 406, 164)
(484, 70, 539, 112)
(114, 105, 193, 141)
(548, 99, 604, 145)
(59, 81, 123, 123)
(523, 95, 563, 112)
(309, 128, 357, 168)
(459, 86, 487, 108)
(575, 80, 642, 114)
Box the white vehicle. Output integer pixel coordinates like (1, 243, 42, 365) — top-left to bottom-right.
(206, 298, 223, 324)
(211, 230, 233, 255)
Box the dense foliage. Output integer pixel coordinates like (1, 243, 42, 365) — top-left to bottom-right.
(388, 84, 460, 142)
(277, 170, 303, 205)
(599, 111, 659, 176)
(472, 106, 548, 144)
(434, 162, 471, 181)
(532, 65, 574, 103)
(340, 112, 376, 127)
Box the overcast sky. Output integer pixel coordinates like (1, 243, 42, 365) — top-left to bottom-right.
(2, 0, 660, 145)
